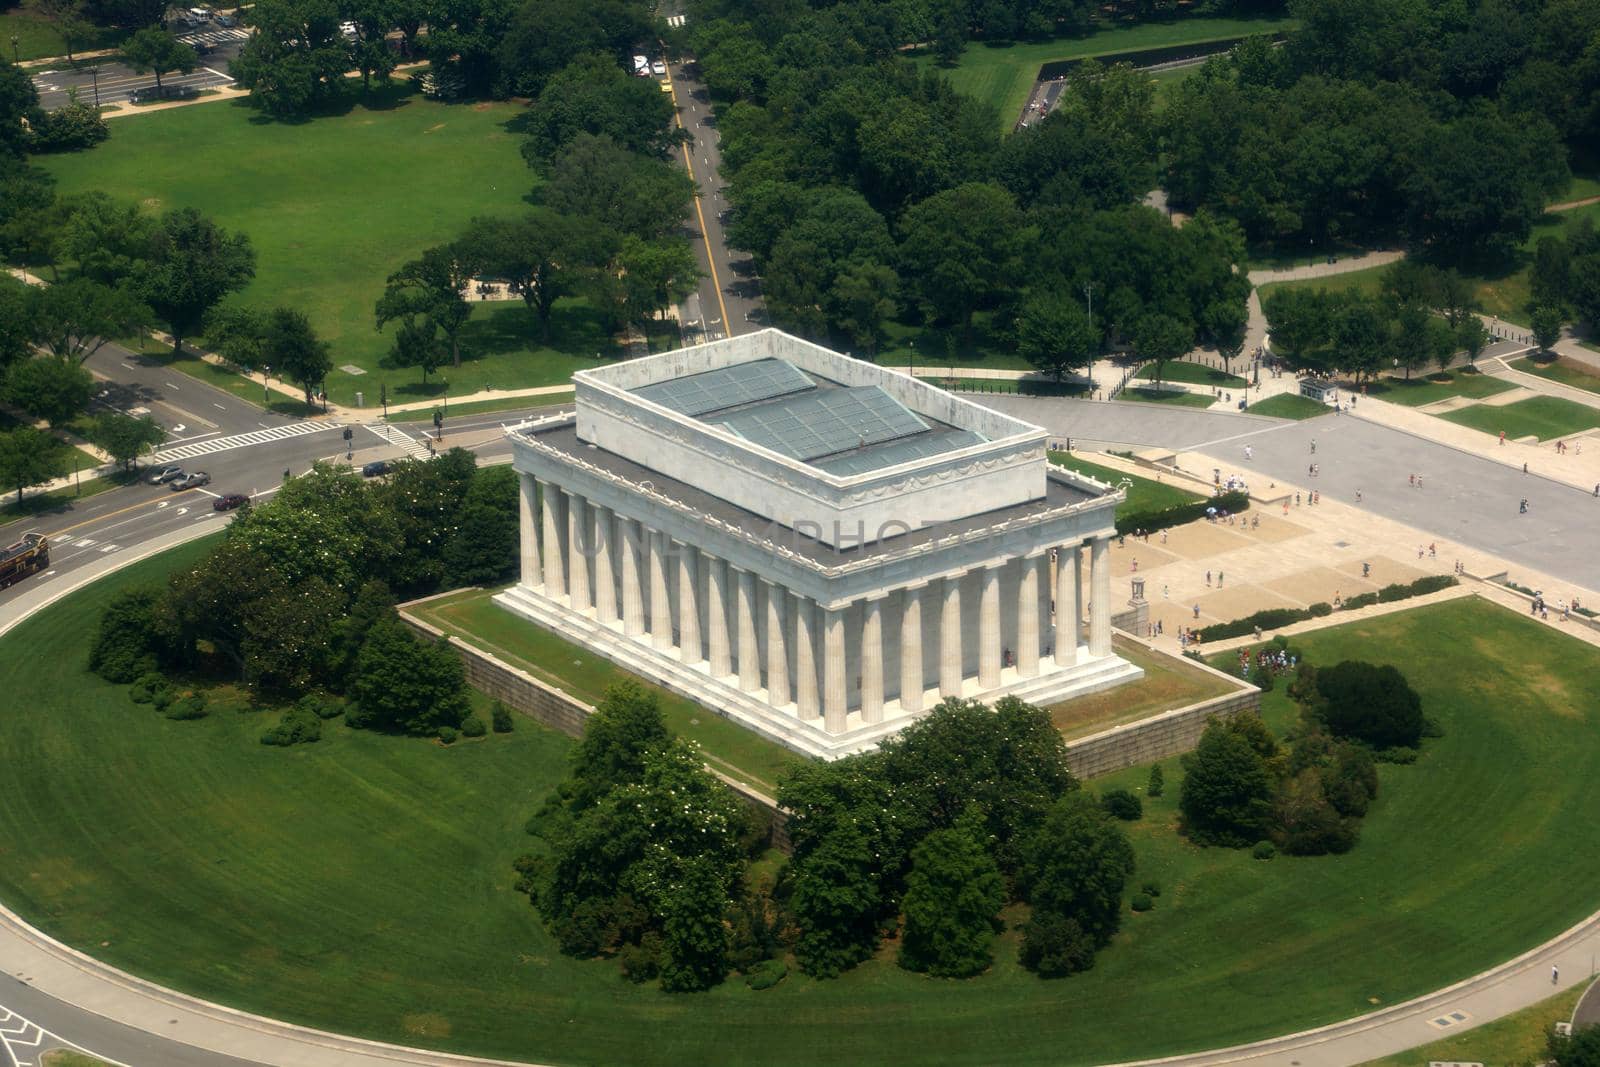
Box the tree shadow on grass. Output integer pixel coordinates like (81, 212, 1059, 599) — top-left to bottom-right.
(241, 80, 419, 126)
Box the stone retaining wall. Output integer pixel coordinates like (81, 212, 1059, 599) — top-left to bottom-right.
(1064, 680, 1260, 780)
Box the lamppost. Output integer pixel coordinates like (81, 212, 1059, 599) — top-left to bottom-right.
(90, 63, 100, 108)
(908, 338, 915, 380)
(380, 381, 388, 420)
(261, 365, 270, 403)
(1084, 281, 1096, 394)
(10, 36, 18, 64)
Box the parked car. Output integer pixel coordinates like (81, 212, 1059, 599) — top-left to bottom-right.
(170, 471, 211, 490)
(213, 493, 249, 511)
(131, 84, 201, 104)
(215, 12, 236, 25)
(651, 59, 666, 76)
(361, 460, 390, 478)
(145, 464, 183, 485)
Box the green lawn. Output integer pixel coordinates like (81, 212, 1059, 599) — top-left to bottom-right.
(917, 14, 1298, 129)
(1355, 985, 1585, 1067)
(406, 588, 802, 793)
(1513, 354, 1600, 396)
(1255, 261, 1392, 303)
(1437, 395, 1600, 441)
(1049, 450, 1201, 514)
(1363, 369, 1516, 407)
(36, 90, 615, 406)
(392, 391, 577, 422)
(1136, 360, 1246, 388)
(1121, 385, 1215, 407)
(6, 563, 1600, 1066)
(877, 316, 1036, 373)
(0, 12, 126, 62)
(1246, 393, 1331, 420)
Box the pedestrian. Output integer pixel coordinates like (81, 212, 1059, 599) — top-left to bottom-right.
(1499, 430, 1505, 445)
(1416, 475, 1423, 489)
(1408, 473, 1415, 486)
(1553, 965, 1560, 985)
(1162, 584, 1169, 599)
(1193, 604, 1200, 619)
(1295, 492, 1301, 506)
(1429, 542, 1436, 557)
(1205, 569, 1212, 587)
(1362, 561, 1370, 577)
(1523, 462, 1529, 474)
(1131, 557, 1139, 573)
(1218, 571, 1225, 588)
(1356, 489, 1363, 502)
(1245, 445, 1253, 460)
(1310, 439, 1317, 454)
(1161, 530, 1168, 544)
(283, 468, 291, 480)
(1417, 545, 1424, 560)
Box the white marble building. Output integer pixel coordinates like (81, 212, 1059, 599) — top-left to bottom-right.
(496, 330, 1141, 759)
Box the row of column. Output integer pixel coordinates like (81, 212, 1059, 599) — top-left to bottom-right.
(519, 473, 1115, 734)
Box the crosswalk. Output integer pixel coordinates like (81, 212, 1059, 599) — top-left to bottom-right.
(665, 13, 687, 26)
(152, 421, 336, 462)
(364, 423, 436, 461)
(177, 25, 251, 45)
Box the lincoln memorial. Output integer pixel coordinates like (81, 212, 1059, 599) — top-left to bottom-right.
(496, 330, 1141, 759)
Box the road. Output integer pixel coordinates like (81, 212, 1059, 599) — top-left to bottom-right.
(30, 25, 245, 109)
(665, 49, 765, 342)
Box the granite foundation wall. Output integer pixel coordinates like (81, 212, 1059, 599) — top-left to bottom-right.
(1065, 687, 1260, 780)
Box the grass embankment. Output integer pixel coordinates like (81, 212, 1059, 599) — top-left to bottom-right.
(918, 14, 1299, 130)
(1514, 354, 1600, 396)
(37, 89, 621, 407)
(1354, 985, 1585, 1067)
(1438, 395, 1600, 441)
(1247, 393, 1330, 419)
(4, 561, 1600, 1065)
(1136, 360, 1247, 388)
(0, 12, 126, 61)
(1364, 368, 1516, 407)
(1051, 637, 1237, 740)
(406, 587, 801, 793)
(1048, 451, 1201, 515)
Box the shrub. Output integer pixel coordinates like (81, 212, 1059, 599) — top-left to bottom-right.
(1255, 669, 1276, 693)
(491, 700, 515, 732)
(1312, 661, 1424, 748)
(1147, 763, 1164, 797)
(1197, 606, 1310, 642)
(1100, 789, 1142, 821)
(129, 671, 168, 705)
(619, 936, 661, 984)
(898, 821, 1005, 978)
(1252, 840, 1276, 860)
(744, 958, 788, 990)
(164, 693, 209, 720)
(1342, 591, 1379, 610)
(1408, 574, 1457, 596)
(1376, 746, 1419, 764)
(1308, 601, 1333, 617)
(1140, 881, 1161, 897)
(89, 588, 161, 683)
(296, 693, 344, 720)
(1179, 717, 1277, 847)
(1115, 490, 1249, 537)
(1018, 911, 1097, 978)
(437, 725, 459, 745)
(1130, 893, 1153, 912)
(461, 714, 487, 738)
(152, 686, 175, 711)
(261, 705, 322, 746)
(28, 97, 109, 152)
(1276, 769, 1358, 856)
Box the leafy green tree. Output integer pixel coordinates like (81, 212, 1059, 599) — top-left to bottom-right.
(241, 574, 344, 692)
(373, 447, 476, 591)
(441, 464, 517, 586)
(1203, 298, 1249, 378)
(0, 275, 37, 376)
(0, 425, 64, 504)
(375, 244, 475, 370)
(61, 193, 154, 287)
(1018, 910, 1097, 978)
(1329, 296, 1386, 381)
(898, 817, 1005, 978)
(262, 307, 331, 406)
(1147, 763, 1164, 797)
(30, 276, 151, 363)
(1531, 306, 1564, 352)
(348, 615, 470, 733)
(88, 586, 161, 682)
(203, 305, 267, 371)
(25, 0, 96, 63)
(1548, 1020, 1600, 1067)
(229, 0, 352, 117)
(828, 260, 898, 357)
(1134, 312, 1193, 388)
(90, 411, 164, 470)
(2, 357, 93, 426)
(27, 91, 109, 152)
(494, 0, 652, 98)
(1456, 317, 1489, 366)
(898, 183, 1031, 333)
(520, 52, 679, 162)
(345, 0, 399, 91)
(1274, 767, 1358, 856)
(1306, 660, 1424, 749)
(1179, 715, 1278, 847)
(541, 133, 694, 240)
(618, 235, 700, 327)
(789, 821, 883, 978)
(0, 59, 39, 161)
(386, 316, 449, 385)
(139, 208, 256, 358)
(121, 27, 198, 93)
(1016, 791, 1135, 947)
(658, 856, 732, 993)
(1015, 288, 1097, 383)
(568, 680, 669, 809)
(1390, 303, 1435, 381)
(457, 213, 588, 340)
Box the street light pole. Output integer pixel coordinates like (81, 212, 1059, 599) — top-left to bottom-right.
(90, 63, 100, 109)
(10, 36, 18, 64)
(1084, 281, 1096, 394)
(262, 365, 270, 403)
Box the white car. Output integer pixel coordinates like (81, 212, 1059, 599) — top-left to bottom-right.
(632, 54, 649, 74)
(651, 59, 666, 76)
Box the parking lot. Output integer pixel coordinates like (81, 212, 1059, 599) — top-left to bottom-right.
(29, 22, 245, 110)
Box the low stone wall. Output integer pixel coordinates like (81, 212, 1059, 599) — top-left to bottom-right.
(1064, 648, 1261, 780)
(399, 602, 789, 845)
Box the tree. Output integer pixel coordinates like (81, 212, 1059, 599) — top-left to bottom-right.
(442, 464, 517, 586)
(61, 193, 153, 287)
(228, 0, 352, 117)
(541, 133, 694, 240)
(27, 91, 110, 152)
(2, 357, 93, 426)
(520, 52, 679, 162)
(348, 616, 470, 734)
(618, 236, 699, 327)
(88, 586, 161, 682)
(1307, 661, 1424, 749)
(1015, 288, 1097, 383)
(1018, 910, 1097, 978)
(0, 275, 36, 376)
(897, 183, 1031, 333)
(345, 0, 399, 91)
(90, 411, 164, 470)
(457, 213, 587, 340)
(1016, 792, 1135, 948)
(121, 27, 199, 93)
(0, 425, 64, 504)
(25, 0, 96, 63)
(897, 818, 1004, 978)
(1456, 317, 1489, 366)
(828, 260, 898, 357)
(30, 276, 151, 362)
(789, 822, 883, 978)
(241, 574, 344, 692)
(375, 245, 474, 370)
(1134, 312, 1194, 389)
(1179, 716, 1278, 848)
(657, 856, 732, 993)
(1390, 303, 1435, 381)
(567, 680, 669, 810)
(261, 307, 331, 405)
(1548, 1021, 1600, 1067)
(139, 208, 256, 358)
(1, 57, 41, 161)
(1531, 306, 1564, 352)
(203, 305, 267, 370)
(1203, 298, 1249, 378)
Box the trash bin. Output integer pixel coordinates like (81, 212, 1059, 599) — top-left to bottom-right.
(355, 391, 364, 407)
(1237, 399, 1246, 410)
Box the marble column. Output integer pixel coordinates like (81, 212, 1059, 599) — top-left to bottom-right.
(900, 585, 924, 714)
(979, 563, 1002, 689)
(794, 595, 819, 718)
(566, 492, 591, 613)
(1017, 554, 1041, 678)
(1090, 535, 1112, 657)
(735, 568, 760, 692)
(540, 483, 565, 597)
(940, 575, 963, 698)
(860, 596, 885, 724)
(677, 543, 701, 665)
(518, 472, 540, 588)
(649, 529, 673, 650)
(1056, 543, 1081, 666)
(823, 607, 847, 732)
(593, 505, 616, 626)
(706, 555, 732, 677)
(620, 519, 645, 637)
(765, 581, 789, 707)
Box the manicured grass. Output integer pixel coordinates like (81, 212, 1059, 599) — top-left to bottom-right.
(41, 1050, 117, 1067)
(917, 14, 1299, 130)
(1513, 354, 1600, 396)
(1255, 261, 1391, 303)
(877, 316, 1036, 373)
(1553, 172, 1600, 205)
(0, 12, 126, 62)
(406, 588, 803, 793)
(1051, 637, 1238, 740)
(1354, 985, 1585, 1067)
(6, 569, 1600, 1067)
(390, 391, 577, 422)
(1437, 395, 1600, 441)
(1136, 360, 1246, 388)
(1364, 369, 1516, 407)
(1049, 450, 1201, 515)
(1246, 393, 1331, 420)
(1120, 385, 1215, 407)
(36, 90, 620, 406)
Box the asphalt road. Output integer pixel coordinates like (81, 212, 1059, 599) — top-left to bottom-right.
(30, 25, 244, 109)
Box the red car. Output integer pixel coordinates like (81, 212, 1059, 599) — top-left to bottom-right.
(213, 493, 250, 511)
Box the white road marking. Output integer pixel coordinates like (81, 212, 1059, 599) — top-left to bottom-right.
(212, 402, 226, 410)
(73, 539, 96, 548)
(165, 381, 181, 390)
(98, 544, 119, 553)
(120, 362, 135, 370)
(151, 420, 337, 462)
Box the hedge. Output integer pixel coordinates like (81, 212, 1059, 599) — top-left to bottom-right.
(1195, 575, 1459, 641)
(1116, 490, 1250, 537)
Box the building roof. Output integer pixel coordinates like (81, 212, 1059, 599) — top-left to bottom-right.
(633, 358, 814, 417)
